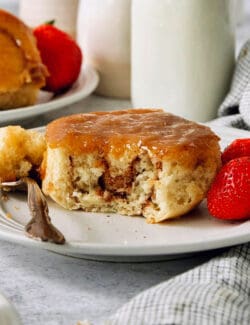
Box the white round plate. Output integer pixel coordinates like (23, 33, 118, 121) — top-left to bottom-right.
(0, 291, 21, 325)
(0, 65, 99, 125)
(0, 125, 249, 262)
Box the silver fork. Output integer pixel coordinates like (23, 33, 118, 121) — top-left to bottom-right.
(0, 178, 65, 244)
(0, 185, 24, 232)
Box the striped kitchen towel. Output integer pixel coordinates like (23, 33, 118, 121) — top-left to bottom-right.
(218, 40, 250, 129)
(105, 243, 250, 325)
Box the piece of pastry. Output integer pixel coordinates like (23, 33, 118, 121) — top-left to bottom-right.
(0, 9, 48, 109)
(0, 126, 46, 182)
(41, 109, 221, 223)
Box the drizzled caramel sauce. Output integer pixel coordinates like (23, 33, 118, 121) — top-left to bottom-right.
(46, 109, 219, 159)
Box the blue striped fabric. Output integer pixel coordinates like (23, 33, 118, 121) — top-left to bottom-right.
(106, 244, 250, 325)
(219, 40, 250, 130)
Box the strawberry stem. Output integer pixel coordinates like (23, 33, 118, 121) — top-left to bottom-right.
(45, 19, 55, 26)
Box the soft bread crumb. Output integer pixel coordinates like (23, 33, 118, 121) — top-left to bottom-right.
(42, 144, 220, 222)
(0, 126, 46, 182)
(0, 84, 39, 110)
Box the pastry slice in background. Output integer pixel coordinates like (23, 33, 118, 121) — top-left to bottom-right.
(0, 9, 48, 109)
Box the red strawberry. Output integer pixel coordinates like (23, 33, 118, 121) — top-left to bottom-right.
(222, 138, 250, 165)
(207, 156, 250, 220)
(33, 23, 82, 93)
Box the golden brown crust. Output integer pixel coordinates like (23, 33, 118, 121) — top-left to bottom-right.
(0, 9, 48, 108)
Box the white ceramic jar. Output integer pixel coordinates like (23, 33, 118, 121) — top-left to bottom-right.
(19, 0, 79, 38)
(132, 0, 236, 122)
(77, 0, 131, 98)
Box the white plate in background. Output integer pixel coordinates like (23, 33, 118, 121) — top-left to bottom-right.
(0, 65, 99, 125)
(0, 126, 249, 262)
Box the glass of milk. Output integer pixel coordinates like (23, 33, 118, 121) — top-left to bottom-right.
(131, 0, 236, 122)
(77, 0, 131, 99)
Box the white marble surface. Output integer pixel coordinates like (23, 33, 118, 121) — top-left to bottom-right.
(0, 93, 224, 325)
(0, 1, 250, 324)
(0, 242, 223, 325)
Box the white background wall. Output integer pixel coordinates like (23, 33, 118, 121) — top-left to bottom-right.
(0, 0, 250, 18)
(0, 0, 249, 54)
(0, 0, 18, 13)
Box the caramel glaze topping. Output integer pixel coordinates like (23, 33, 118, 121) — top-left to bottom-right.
(46, 109, 220, 160)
